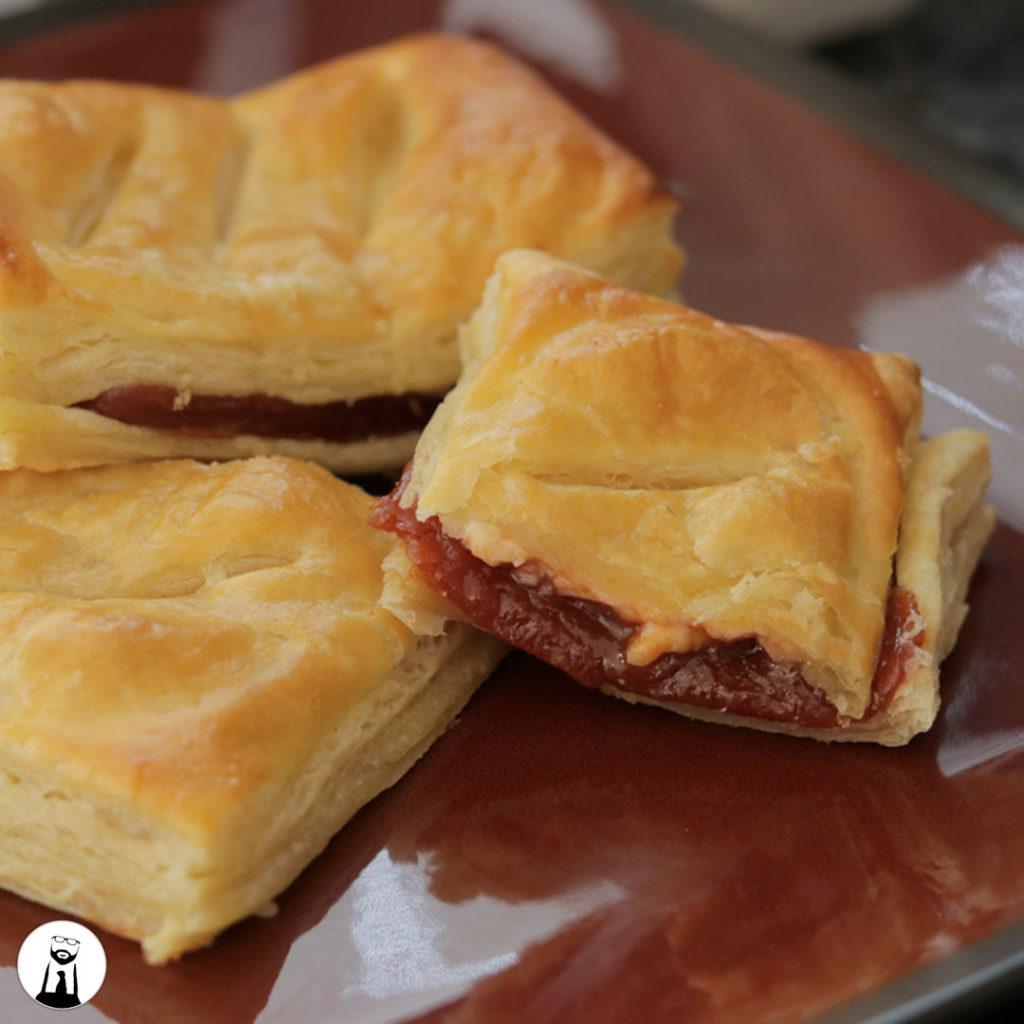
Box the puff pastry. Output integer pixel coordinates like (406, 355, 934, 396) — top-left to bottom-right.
(0, 456, 506, 962)
(0, 33, 679, 474)
(372, 249, 994, 745)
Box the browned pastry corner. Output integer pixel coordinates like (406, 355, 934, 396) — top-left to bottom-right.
(0, 456, 505, 961)
(0, 33, 680, 473)
(372, 249, 994, 746)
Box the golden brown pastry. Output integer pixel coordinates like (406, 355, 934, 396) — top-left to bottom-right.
(372, 249, 994, 745)
(0, 456, 506, 962)
(0, 33, 680, 474)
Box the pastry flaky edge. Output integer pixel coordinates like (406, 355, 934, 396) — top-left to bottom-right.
(379, 249, 994, 746)
(607, 429, 995, 745)
(0, 32, 680, 474)
(0, 456, 506, 963)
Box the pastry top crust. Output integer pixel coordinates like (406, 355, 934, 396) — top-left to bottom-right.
(0, 457, 421, 838)
(0, 33, 679, 407)
(405, 249, 923, 717)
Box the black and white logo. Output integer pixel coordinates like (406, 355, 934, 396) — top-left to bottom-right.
(17, 921, 106, 1010)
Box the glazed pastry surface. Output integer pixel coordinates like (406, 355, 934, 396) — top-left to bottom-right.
(0, 457, 505, 960)
(386, 250, 993, 743)
(0, 33, 680, 471)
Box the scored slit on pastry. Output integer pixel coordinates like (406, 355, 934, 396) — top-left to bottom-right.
(0, 457, 505, 962)
(371, 249, 994, 746)
(0, 33, 680, 473)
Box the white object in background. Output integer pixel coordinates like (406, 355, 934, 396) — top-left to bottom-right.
(0, 0, 47, 14)
(441, 0, 623, 92)
(688, 0, 919, 46)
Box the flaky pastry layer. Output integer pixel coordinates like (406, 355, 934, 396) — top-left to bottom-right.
(603, 430, 993, 744)
(0, 34, 680, 472)
(384, 250, 993, 742)
(0, 457, 506, 960)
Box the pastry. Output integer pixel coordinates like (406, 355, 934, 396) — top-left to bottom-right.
(0, 456, 506, 962)
(0, 33, 680, 473)
(372, 249, 994, 745)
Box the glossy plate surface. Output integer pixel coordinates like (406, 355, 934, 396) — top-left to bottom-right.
(1, 1, 1023, 1022)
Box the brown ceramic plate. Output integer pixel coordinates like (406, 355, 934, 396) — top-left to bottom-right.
(2, 2, 1023, 1022)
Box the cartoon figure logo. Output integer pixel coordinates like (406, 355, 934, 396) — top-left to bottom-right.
(17, 921, 106, 1011)
(36, 935, 82, 1008)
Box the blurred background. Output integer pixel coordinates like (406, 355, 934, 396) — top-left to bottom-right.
(0, 0, 1019, 193)
(696, 0, 1023, 189)
(0, 0, 1018, 198)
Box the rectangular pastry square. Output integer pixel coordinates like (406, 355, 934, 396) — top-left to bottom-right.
(0, 33, 680, 473)
(0, 456, 506, 962)
(372, 249, 994, 746)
